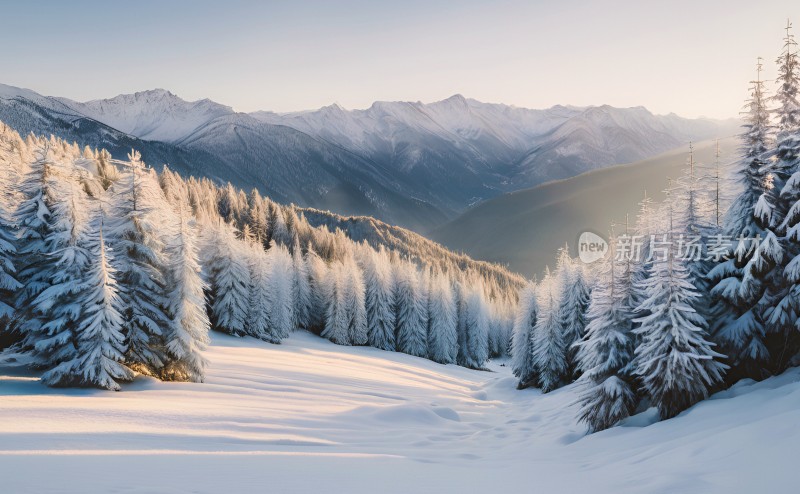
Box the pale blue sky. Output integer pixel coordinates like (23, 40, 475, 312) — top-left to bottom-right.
(1, 0, 796, 117)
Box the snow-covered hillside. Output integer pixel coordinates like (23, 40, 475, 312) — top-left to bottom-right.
(0, 331, 794, 493)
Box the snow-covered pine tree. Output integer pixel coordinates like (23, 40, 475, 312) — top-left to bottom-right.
(555, 246, 589, 377)
(767, 21, 800, 371)
(107, 152, 171, 374)
(361, 245, 396, 351)
(48, 209, 133, 390)
(455, 280, 470, 366)
(201, 220, 250, 337)
(160, 206, 210, 382)
(158, 165, 188, 209)
(394, 260, 428, 357)
(532, 267, 567, 392)
(291, 236, 312, 331)
(28, 173, 92, 377)
(630, 194, 658, 326)
(633, 197, 727, 419)
(306, 245, 329, 333)
(511, 281, 538, 389)
(13, 147, 57, 357)
(427, 270, 458, 364)
(321, 261, 350, 345)
(245, 241, 271, 341)
(95, 149, 118, 190)
(265, 243, 295, 342)
(673, 145, 716, 325)
(0, 139, 22, 336)
(343, 254, 368, 346)
(574, 232, 637, 432)
(217, 183, 240, 225)
(11, 148, 97, 364)
(246, 189, 269, 248)
(268, 201, 289, 246)
(462, 281, 490, 369)
(708, 60, 774, 379)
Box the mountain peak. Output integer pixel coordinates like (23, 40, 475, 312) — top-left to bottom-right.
(134, 88, 175, 98)
(62, 88, 234, 143)
(320, 102, 347, 113)
(439, 93, 469, 107)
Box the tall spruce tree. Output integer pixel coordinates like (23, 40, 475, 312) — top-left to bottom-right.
(202, 221, 250, 337)
(49, 210, 133, 390)
(532, 268, 567, 392)
(291, 236, 312, 331)
(160, 206, 210, 382)
(511, 281, 538, 389)
(709, 60, 774, 379)
(555, 246, 589, 377)
(634, 195, 727, 419)
(361, 246, 396, 351)
(768, 21, 800, 371)
(462, 280, 490, 369)
(265, 243, 296, 342)
(107, 152, 171, 374)
(30, 173, 91, 378)
(574, 232, 637, 432)
(13, 147, 57, 361)
(394, 260, 428, 357)
(427, 270, 458, 364)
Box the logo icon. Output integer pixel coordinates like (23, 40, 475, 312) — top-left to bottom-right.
(578, 231, 608, 264)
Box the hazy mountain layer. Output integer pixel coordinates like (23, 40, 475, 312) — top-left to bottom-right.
(431, 138, 738, 278)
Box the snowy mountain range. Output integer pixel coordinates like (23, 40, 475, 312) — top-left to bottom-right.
(0, 83, 738, 231)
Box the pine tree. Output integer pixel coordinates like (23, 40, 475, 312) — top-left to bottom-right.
(13, 147, 57, 359)
(532, 268, 567, 392)
(245, 242, 272, 341)
(394, 260, 428, 357)
(107, 152, 171, 374)
(306, 245, 329, 333)
(268, 201, 289, 246)
(673, 145, 716, 325)
(574, 235, 637, 432)
(462, 281, 489, 369)
(555, 247, 589, 377)
(28, 174, 91, 375)
(361, 246, 396, 351)
(265, 243, 295, 342)
(427, 271, 458, 364)
(511, 281, 538, 389)
(291, 236, 312, 331)
(247, 189, 270, 248)
(0, 142, 22, 338)
(160, 206, 210, 382)
(633, 199, 727, 418)
(46, 210, 133, 390)
(708, 60, 773, 379)
(202, 221, 250, 337)
(322, 261, 350, 345)
(767, 21, 800, 371)
(344, 254, 368, 345)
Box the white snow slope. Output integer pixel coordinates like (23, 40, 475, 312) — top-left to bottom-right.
(0, 331, 795, 494)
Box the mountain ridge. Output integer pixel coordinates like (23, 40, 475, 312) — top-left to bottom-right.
(0, 82, 739, 233)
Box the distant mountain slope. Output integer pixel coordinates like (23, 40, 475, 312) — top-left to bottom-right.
(431, 138, 738, 278)
(58, 88, 233, 142)
(0, 84, 228, 183)
(298, 207, 525, 290)
(255, 96, 738, 211)
(0, 83, 738, 233)
(0, 83, 444, 230)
